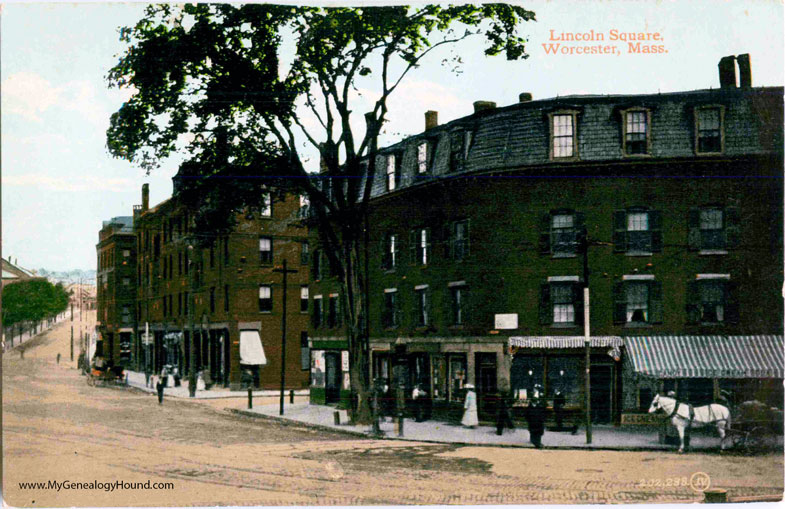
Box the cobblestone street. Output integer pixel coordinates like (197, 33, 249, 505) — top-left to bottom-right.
(3, 313, 783, 506)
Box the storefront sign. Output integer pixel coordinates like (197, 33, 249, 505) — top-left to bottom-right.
(341, 351, 349, 371)
(495, 313, 518, 330)
(621, 413, 662, 425)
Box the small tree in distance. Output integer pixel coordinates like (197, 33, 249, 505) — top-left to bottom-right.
(106, 4, 535, 422)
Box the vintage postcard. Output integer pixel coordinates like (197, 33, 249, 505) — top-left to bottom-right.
(2, 0, 783, 506)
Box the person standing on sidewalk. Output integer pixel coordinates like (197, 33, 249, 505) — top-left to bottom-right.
(155, 374, 164, 405)
(495, 389, 515, 435)
(461, 384, 478, 428)
(525, 384, 547, 448)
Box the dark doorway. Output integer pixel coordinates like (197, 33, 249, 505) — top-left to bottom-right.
(590, 364, 613, 424)
(475, 352, 498, 418)
(325, 351, 341, 404)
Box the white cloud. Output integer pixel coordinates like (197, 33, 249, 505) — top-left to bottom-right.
(2, 174, 133, 193)
(2, 72, 61, 122)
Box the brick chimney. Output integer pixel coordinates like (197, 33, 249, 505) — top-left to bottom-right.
(718, 55, 737, 89)
(473, 101, 497, 113)
(142, 183, 149, 212)
(737, 53, 752, 88)
(425, 110, 438, 130)
(519, 93, 533, 103)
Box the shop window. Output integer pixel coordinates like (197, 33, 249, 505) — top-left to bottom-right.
(382, 234, 398, 270)
(312, 296, 323, 328)
(695, 106, 724, 154)
(448, 354, 468, 402)
(613, 208, 662, 254)
(511, 355, 544, 400)
(613, 278, 663, 325)
(539, 278, 583, 326)
(258, 285, 272, 313)
(409, 228, 430, 265)
(259, 236, 273, 264)
(686, 276, 738, 324)
(688, 206, 739, 253)
(547, 357, 581, 406)
(300, 286, 309, 313)
(622, 109, 650, 155)
(382, 290, 399, 328)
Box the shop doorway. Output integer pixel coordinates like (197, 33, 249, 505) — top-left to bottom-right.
(590, 364, 613, 424)
(475, 353, 498, 417)
(325, 351, 341, 404)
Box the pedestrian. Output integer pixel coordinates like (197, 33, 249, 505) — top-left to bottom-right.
(495, 389, 515, 435)
(56, 353, 61, 365)
(525, 384, 547, 448)
(145, 369, 151, 388)
(413, 384, 428, 422)
(461, 383, 479, 428)
(553, 389, 566, 431)
(155, 374, 164, 405)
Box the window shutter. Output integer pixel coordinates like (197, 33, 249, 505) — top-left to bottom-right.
(649, 281, 663, 323)
(572, 282, 584, 325)
(650, 210, 663, 252)
(394, 235, 400, 269)
(612, 282, 626, 324)
(613, 210, 627, 253)
(685, 281, 700, 324)
(725, 206, 740, 249)
(687, 208, 701, 251)
(409, 230, 417, 264)
(425, 228, 432, 263)
(539, 213, 551, 254)
(725, 281, 740, 324)
(539, 283, 551, 325)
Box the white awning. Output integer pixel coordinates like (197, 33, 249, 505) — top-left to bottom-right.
(240, 330, 267, 366)
(509, 336, 623, 349)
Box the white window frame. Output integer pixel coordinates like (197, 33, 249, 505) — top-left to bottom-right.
(386, 154, 397, 191)
(417, 142, 428, 173)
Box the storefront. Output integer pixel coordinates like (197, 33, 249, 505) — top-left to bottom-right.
(509, 336, 624, 424)
(622, 335, 784, 422)
(309, 337, 350, 405)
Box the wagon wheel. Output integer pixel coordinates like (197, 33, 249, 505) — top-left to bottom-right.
(721, 430, 745, 451)
(744, 426, 773, 454)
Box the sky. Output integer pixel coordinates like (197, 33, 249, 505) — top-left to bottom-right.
(2, 0, 783, 272)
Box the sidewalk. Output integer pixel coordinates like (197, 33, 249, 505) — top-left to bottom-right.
(124, 370, 309, 400)
(232, 402, 751, 451)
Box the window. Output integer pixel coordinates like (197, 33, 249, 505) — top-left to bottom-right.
(223, 236, 229, 265)
(259, 236, 272, 264)
(540, 211, 582, 257)
(209, 287, 216, 313)
(409, 228, 430, 265)
(258, 285, 272, 312)
(451, 220, 470, 261)
(382, 234, 398, 270)
(224, 285, 229, 312)
(382, 290, 399, 328)
(613, 278, 663, 325)
(623, 110, 649, 155)
(209, 244, 215, 268)
(261, 192, 272, 217)
(300, 241, 310, 265)
(696, 106, 723, 154)
(688, 206, 739, 252)
(550, 112, 577, 159)
(178, 293, 183, 316)
(122, 277, 130, 286)
(312, 296, 323, 328)
(539, 279, 582, 326)
(123, 250, 130, 258)
(450, 285, 468, 326)
(300, 286, 309, 313)
(121, 305, 132, 324)
(327, 295, 340, 328)
(687, 276, 738, 324)
(298, 195, 310, 219)
(300, 332, 310, 371)
(613, 208, 662, 254)
(184, 291, 189, 315)
(417, 142, 429, 173)
(312, 250, 322, 280)
(386, 154, 398, 191)
(414, 287, 429, 327)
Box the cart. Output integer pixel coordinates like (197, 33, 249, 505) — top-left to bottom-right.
(86, 365, 126, 387)
(720, 400, 782, 453)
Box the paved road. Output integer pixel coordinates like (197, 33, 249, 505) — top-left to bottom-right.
(3, 312, 783, 506)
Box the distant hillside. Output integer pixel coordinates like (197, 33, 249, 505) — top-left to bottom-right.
(38, 268, 96, 285)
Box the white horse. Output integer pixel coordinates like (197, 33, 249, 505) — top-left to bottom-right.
(648, 394, 731, 453)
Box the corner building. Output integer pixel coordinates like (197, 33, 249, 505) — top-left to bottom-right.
(309, 55, 783, 423)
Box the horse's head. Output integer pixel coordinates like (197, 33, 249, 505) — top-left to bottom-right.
(648, 394, 661, 414)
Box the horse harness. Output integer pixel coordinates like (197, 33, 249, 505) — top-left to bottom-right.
(666, 399, 696, 428)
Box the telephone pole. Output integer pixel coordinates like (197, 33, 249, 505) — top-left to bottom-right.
(581, 230, 592, 444)
(273, 259, 297, 415)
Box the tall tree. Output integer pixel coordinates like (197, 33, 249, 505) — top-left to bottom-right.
(107, 4, 535, 421)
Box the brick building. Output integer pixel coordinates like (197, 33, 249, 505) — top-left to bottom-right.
(132, 183, 311, 390)
(308, 55, 783, 422)
(96, 216, 136, 365)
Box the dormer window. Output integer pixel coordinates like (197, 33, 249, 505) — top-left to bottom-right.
(549, 111, 579, 160)
(695, 106, 724, 154)
(417, 142, 429, 174)
(622, 109, 650, 155)
(386, 154, 399, 191)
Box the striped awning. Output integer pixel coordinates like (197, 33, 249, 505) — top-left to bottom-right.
(509, 336, 623, 349)
(625, 335, 784, 379)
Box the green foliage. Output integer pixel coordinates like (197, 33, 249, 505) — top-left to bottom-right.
(2, 280, 70, 327)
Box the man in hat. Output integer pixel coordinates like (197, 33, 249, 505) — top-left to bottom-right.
(525, 384, 547, 448)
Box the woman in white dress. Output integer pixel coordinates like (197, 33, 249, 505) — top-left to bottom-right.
(461, 383, 479, 428)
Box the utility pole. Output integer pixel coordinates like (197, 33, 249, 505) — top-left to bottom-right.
(188, 244, 198, 398)
(581, 230, 592, 444)
(273, 259, 297, 415)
